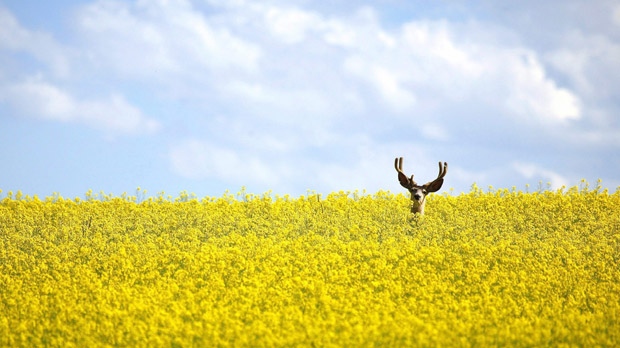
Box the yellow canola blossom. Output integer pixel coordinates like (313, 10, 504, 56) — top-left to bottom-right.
(0, 185, 619, 347)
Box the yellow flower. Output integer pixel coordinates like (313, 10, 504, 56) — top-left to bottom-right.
(0, 185, 618, 346)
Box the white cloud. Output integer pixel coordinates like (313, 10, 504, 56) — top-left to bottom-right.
(5, 78, 75, 121)
(3, 77, 161, 135)
(312, 138, 391, 193)
(421, 124, 449, 141)
(70, 1, 585, 129)
(75, 0, 261, 77)
(504, 52, 581, 122)
(0, 7, 69, 76)
(220, 80, 334, 122)
(79, 94, 161, 134)
(323, 19, 358, 47)
(400, 20, 483, 77)
(323, 7, 395, 49)
(264, 7, 322, 44)
(0, 8, 27, 49)
(312, 138, 457, 194)
(327, 17, 583, 125)
(546, 30, 620, 103)
(167, 133, 458, 196)
(169, 139, 284, 186)
(344, 56, 417, 112)
(512, 162, 569, 189)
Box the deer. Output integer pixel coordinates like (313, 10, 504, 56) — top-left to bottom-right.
(395, 157, 448, 215)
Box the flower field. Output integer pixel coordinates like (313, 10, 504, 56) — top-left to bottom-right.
(1, 184, 619, 347)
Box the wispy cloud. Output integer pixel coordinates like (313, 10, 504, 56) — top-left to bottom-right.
(512, 162, 569, 190)
(0, 7, 70, 76)
(75, 0, 261, 77)
(3, 76, 161, 135)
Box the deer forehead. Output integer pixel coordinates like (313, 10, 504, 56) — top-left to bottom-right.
(409, 187, 428, 194)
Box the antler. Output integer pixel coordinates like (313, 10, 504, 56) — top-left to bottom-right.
(423, 161, 448, 192)
(394, 157, 416, 189)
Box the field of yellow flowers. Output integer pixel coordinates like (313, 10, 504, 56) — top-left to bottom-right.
(1, 183, 619, 347)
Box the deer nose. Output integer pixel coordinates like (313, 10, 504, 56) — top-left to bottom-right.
(413, 193, 422, 200)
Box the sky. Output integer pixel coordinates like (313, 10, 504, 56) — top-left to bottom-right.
(1, 0, 619, 199)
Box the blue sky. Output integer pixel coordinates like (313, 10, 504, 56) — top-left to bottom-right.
(1, 0, 619, 199)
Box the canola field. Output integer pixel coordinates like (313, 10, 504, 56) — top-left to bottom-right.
(1, 184, 619, 347)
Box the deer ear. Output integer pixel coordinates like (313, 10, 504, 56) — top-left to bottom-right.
(425, 179, 444, 192)
(398, 172, 412, 188)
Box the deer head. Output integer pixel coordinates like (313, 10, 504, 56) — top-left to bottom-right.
(395, 157, 447, 214)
